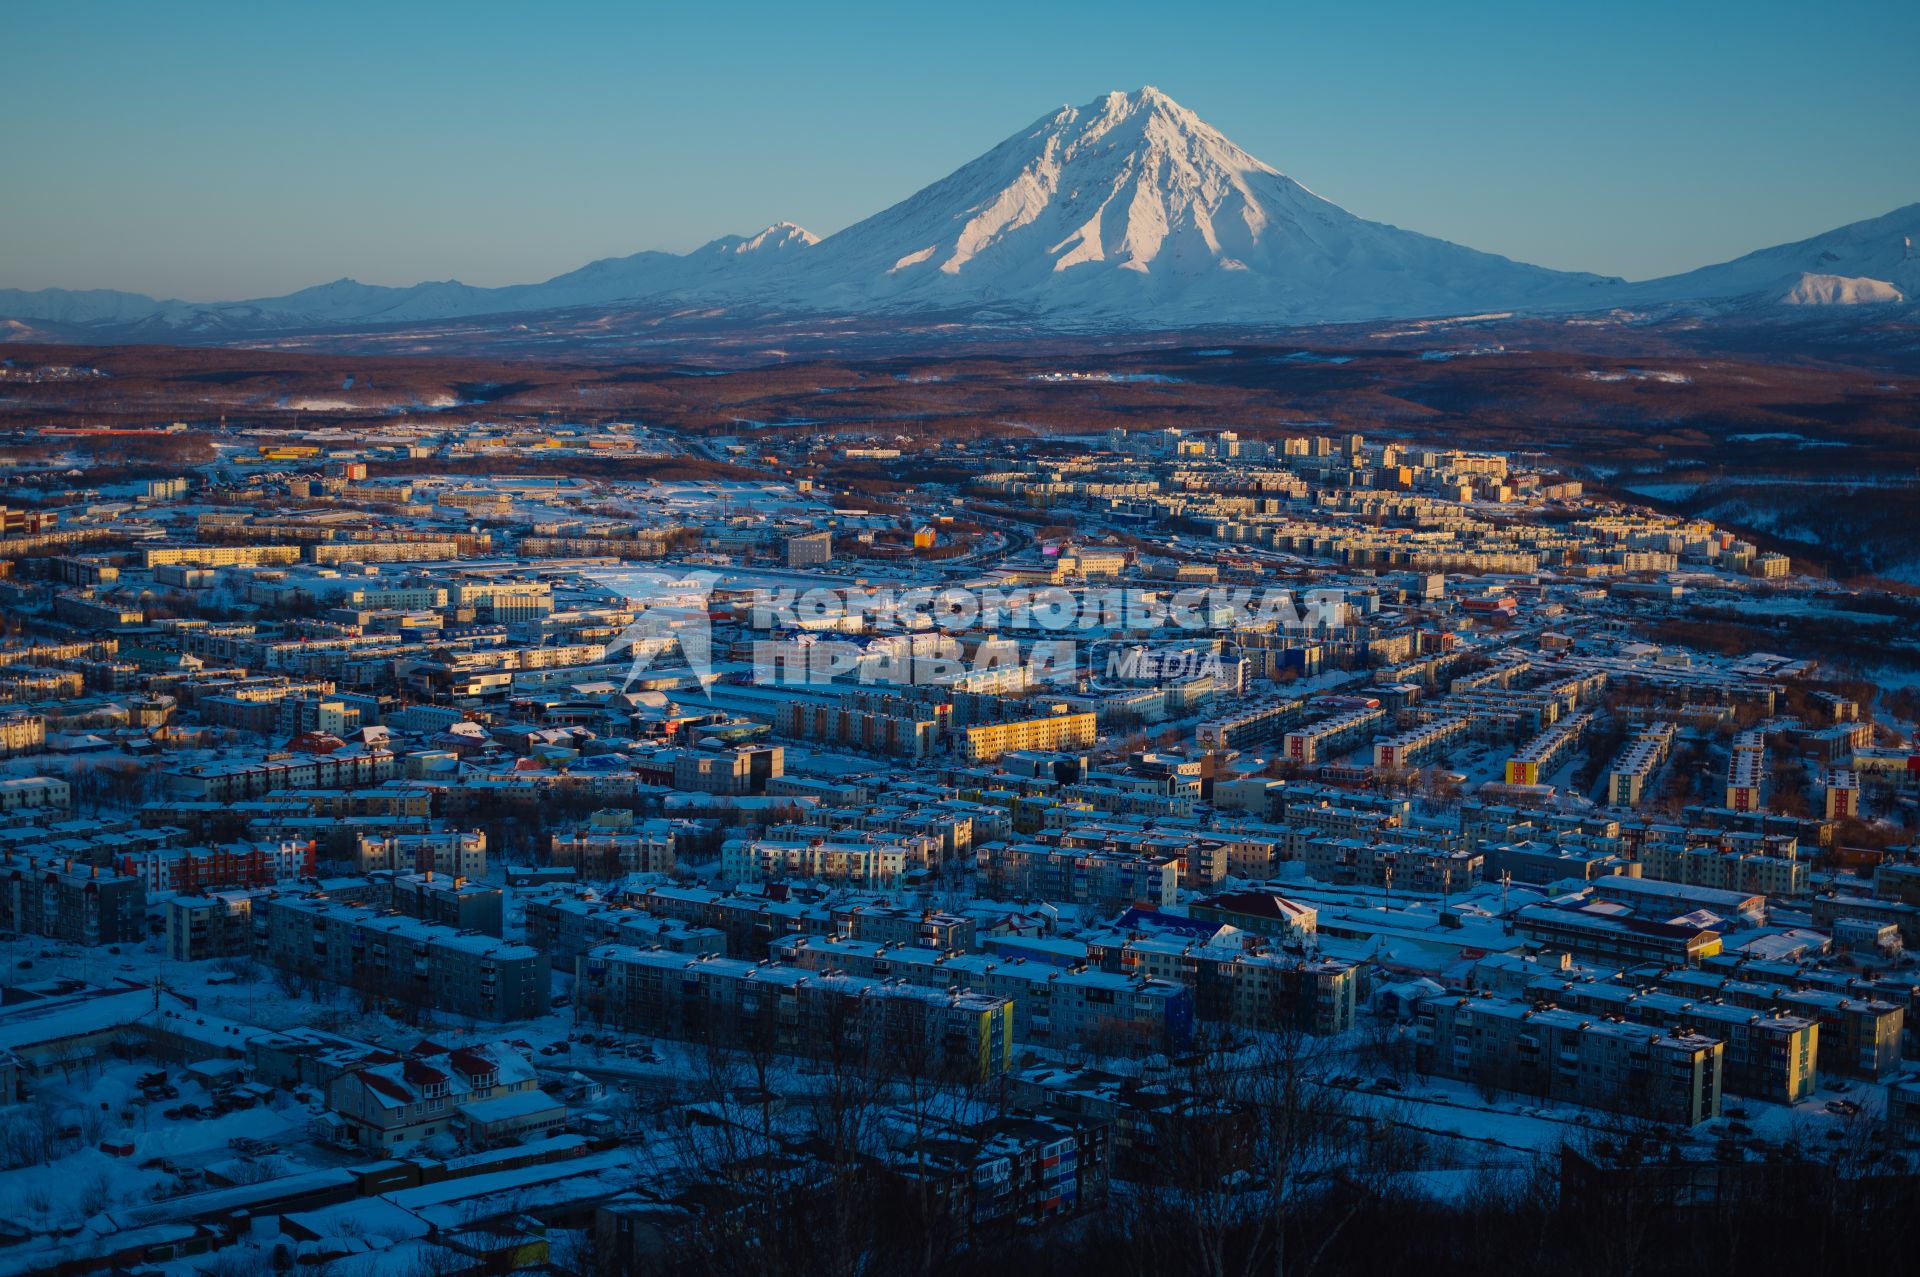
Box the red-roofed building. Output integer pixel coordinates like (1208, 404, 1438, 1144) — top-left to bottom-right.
(326, 1041, 556, 1152)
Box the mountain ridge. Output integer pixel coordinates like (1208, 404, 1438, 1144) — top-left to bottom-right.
(1, 89, 1913, 336)
(1619, 202, 1920, 309)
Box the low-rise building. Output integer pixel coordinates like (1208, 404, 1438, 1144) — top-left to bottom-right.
(0, 776, 69, 813)
(1188, 892, 1319, 941)
(1515, 900, 1722, 967)
(327, 1041, 559, 1151)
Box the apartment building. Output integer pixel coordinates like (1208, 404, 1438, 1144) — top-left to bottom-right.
(310, 540, 463, 565)
(672, 743, 784, 795)
(1195, 697, 1304, 751)
(1414, 993, 1723, 1126)
(1282, 706, 1386, 765)
(522, 889, 727, 962)
(1373, 715, 1470, 770)
(983, 842, 1179, 912)
(1278, 795, 1408, 844)
(165, 747, 399, 802)
(1301, 838, 1483, 894)
(961, 711, 1097, 762)
(783, 801, 974, 863)
(142, 544, 303, 569)
(0, 851, 147, 945)
(1606, 722, 1675, 807)
(255, 894, 549, 1022)
(888, 1111, 1109, 1233)
(828, 903, 976, 951)
(350, 830, 488, 878)
(548, 821, 679, 879)
(1529, 977, 1817, 1103)
(1825, 770, 1861, 820)
(1726, 739, 1765, 813)
(1638, 835, 1807, 897)
(576, 946, 1014, 1082)
(1085, 931, 1358, 1035)
(448, 580, 554, 621)
(387, 872, 504, 936)
(621, 882, 838, 958)
(1871, 860, 1920, 907)
(519, 532, 673, 558)
(114, 841, 315, 893)
(1504, 712, 1591, 787)
(1887, 1079, 1920, 1144)
(1653, 968, 1905, 1080)
(0, 666, 85, 703)
(786, 530, 833, 567)
(165, 890, 265, 961)
(774, 695, 941, 760)
(0, 776, 70, 813)
(1810, 893, 1920, 946)
(0, 714, 46, 757)
(770, 936, 1194, 1055)
(721, 837, 908, 888)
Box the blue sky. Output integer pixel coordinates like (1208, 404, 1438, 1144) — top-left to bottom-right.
(4, 0, 1915, 300)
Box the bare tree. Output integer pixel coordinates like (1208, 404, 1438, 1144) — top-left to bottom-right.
(1102, 1025, 1404, 1277)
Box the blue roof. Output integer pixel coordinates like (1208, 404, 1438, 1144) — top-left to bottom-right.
(1113, 907, 1221, 940)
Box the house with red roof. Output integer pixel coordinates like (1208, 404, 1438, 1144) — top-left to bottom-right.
(326, 1040, 559, 1151)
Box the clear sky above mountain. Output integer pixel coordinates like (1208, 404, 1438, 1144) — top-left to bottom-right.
(4, 0, 1915, 301)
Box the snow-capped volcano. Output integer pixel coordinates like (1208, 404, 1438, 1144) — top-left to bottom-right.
(1, 87, 1912, 337)
(775, 87, 1620, 321)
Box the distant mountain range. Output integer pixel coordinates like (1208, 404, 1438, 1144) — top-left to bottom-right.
(1622, 202, 1916, 308)
(1, 87, 1913, 337)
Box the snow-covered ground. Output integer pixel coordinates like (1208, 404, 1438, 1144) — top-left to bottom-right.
(0, 1061, 325, 1235)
